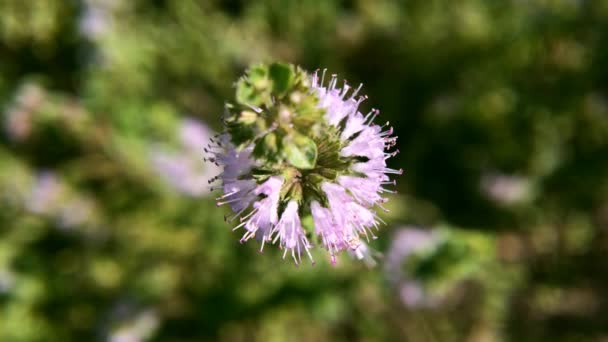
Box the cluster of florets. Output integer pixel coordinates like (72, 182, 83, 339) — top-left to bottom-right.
(205, 63, 401, 265)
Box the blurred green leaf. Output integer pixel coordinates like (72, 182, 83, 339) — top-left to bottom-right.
(269, 62, 294, 97)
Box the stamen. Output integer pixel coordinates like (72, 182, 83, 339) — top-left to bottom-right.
(321, 68, 327, 86)
(364, 109, 380, 124)
(329, 74, 338, 90)
(216, 197, 244, 206)
(349, 83, 363, 100)
(340, 82, 350, 99)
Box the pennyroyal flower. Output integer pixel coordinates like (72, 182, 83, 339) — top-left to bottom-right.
(206, 63, 401, 265)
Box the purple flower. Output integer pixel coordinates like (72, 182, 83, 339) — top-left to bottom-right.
(210, 135, 321, 264)
(271, 201, 313, 264)
(310, 201, 346, 263)
(312, 182, 380, 263)
(213, 136, 254, 183)
(208, 137, 256, 212)
(208, 64, 400, 265)
(309, 72, 401, 263)
(233, 176, 283, 246)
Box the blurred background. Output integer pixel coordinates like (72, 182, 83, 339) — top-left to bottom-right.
(1, 0, 608, 341)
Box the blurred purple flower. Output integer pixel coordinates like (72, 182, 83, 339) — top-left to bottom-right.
(151, 151, 212, 196)
(385, 227, 437, 282)
(26, 172, 62, 214)
(4, 83, 44, 141)
(480, 173, 531, 205)
(150, 118, 219, 197)
(399, 282, 427, 308)
(80, 0, 116, 39)
(385, 226, 439, 308)
(25, 171, 97, 230)
(179, 118, 212, 151)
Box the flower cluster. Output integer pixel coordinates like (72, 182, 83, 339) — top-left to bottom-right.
(206, 63, 401, 265)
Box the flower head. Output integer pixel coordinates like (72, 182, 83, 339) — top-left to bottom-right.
(207, 63, 401, 265)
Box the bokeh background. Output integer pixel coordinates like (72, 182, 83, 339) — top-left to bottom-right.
(1, 0, 608, 341)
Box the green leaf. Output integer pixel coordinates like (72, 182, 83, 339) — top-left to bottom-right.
(253, 132, 279, 161)
(283, 133, 318, 169)
(236, 81, 264, 107)
(269, 63, 294, 96)
(248, 64, 268, 82)
(235, 64, 270, 106)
